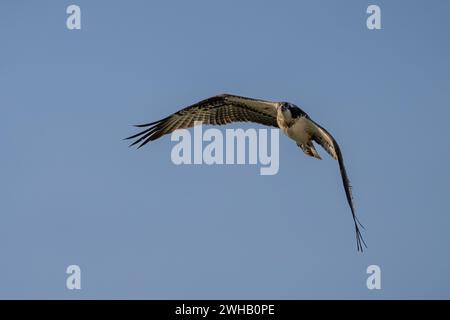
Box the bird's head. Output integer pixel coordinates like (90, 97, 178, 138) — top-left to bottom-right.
(278, 102, 307, 122)
(278, 102, 295, 120)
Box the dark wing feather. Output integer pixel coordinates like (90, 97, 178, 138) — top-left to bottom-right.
(311, 120, 367, 252)
(125, 94, 279, 149)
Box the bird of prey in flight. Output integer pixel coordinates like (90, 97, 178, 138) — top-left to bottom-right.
(126, 94, 366, 251)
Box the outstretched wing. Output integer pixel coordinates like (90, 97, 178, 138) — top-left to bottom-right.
(311, 120, 367, 252)
(126, 94, 279, 149)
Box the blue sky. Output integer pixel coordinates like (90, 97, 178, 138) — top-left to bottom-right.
(1, 0, 449, 299)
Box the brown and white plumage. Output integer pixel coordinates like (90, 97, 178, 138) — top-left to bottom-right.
(126, 94, 366, 251)
(126, 94, 278, 148)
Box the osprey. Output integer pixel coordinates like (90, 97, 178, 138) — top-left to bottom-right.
(126, 94, 367, 251)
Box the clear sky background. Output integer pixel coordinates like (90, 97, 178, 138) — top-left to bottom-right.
(1, 0, 449, 299)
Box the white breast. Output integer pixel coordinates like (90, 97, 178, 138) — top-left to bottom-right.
(286, 117, 316, 145)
